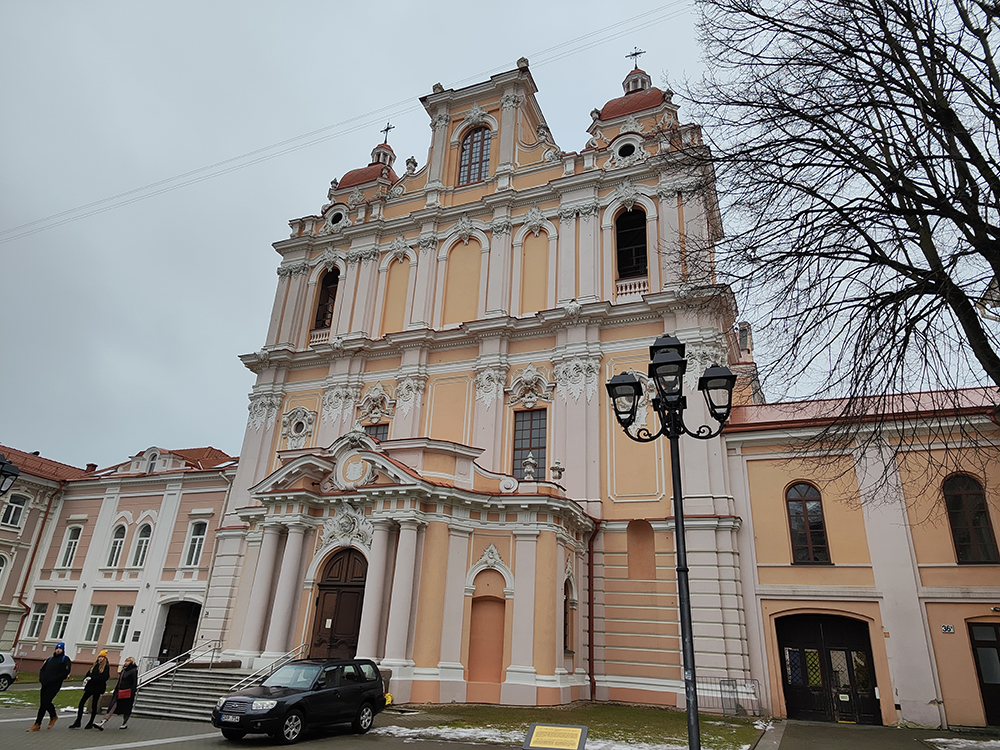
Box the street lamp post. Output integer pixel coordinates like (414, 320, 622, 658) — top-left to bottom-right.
(605, 335, 737, 750)
(0, 453, 20, 498)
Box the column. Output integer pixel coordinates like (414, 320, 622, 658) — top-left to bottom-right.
(240, 523, 283, 654)
(263, 523, 308, 655)
(383, 520, 420, 665)
(355, 520, 392, 659)
(438, 523, 472, 702)
(502, 529, 538, 705)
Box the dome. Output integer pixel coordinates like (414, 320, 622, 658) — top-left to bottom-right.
(336, 141, 400, 189)
(599, 86, 667, 121)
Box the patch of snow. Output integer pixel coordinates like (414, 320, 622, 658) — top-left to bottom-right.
(754, 719, 772, 731)
(926, 741, 1000, 749)
(371, 725, 704, 750)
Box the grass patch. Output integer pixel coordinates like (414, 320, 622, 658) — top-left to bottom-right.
(0, 686, 89, 712)
(407, 702, 762, 749)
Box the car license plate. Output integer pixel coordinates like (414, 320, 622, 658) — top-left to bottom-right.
(221, 714, 241, 723)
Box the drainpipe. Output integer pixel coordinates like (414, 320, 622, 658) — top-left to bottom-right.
(13, 481, 64, 648)
(586, 515, 601, 701)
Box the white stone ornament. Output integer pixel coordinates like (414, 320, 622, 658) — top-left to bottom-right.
(396, 376, 426, 417)
(431, 113, 450, 131)
(347, 245, 379, 264)
(358, 382, 394, 423)
(554, 357, 601, 403)
(277, 260, 309, 277)
(281, 406, 317, 450)
(507, 364, 553, 408)
(322, 385, 360, 424)
(388, 235, 410, 263)
(477, 543, 504, 568)
(522, 206, 545, 237)
(489, 217, 512, 236)
(464, 103, 487, 127)
(455, 215, 475, 245)
(622, 114, 645, 133)
(500, 93, 522, 111)
(247, 393, 283, 431)
(613, 179, 642, 211)
(475, 366, 508, 408)
(321, 503, 374, 550)
(418, 235, 438, 254)
(499, 476, 519, 494)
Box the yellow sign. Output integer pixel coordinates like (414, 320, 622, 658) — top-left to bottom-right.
(524, 723, 588, 750)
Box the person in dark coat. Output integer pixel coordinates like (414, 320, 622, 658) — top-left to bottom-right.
(96, 656, 138, 730)
(27, 641, 72, 731)
(69, 649, 110, 729)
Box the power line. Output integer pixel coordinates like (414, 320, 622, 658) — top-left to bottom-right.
(0, 2, 692, 245)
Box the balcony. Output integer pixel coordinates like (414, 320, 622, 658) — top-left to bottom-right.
(309, 329, 330, 345)
(614, 276, 649, 303)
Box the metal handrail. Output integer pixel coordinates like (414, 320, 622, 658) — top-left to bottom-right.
(228, 643, 308, 693)
(138, 639, 222, 688)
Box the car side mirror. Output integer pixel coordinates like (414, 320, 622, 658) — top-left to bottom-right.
(315, 677, 326, 688)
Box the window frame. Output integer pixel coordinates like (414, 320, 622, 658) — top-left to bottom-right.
(110, 605, 133, 645)
(614, 207, 648, 280)
(313, 268, 341, 330)
(84, 604, 107, 643)
(184, 521, 208, 567)
(49, 603, 71, 641)
(58, 526, 83, 569)
(106, 525, 127, 568)
(457, 126, 492, 186)
(512, 408, 547, 481)
(785, 482, 831, 564)
(131, 523, 152, 567)
(943, 474, 999, 564)
(26, 602, 47, 639)
(1, 494, 28, 528)
(364, 423, 389, 441)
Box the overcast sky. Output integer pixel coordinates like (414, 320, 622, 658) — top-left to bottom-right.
(0, 1, 704, 470)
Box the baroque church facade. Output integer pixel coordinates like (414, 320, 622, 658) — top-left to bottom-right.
(5, 60, 999, 727)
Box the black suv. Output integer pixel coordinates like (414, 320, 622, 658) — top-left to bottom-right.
(211, 658, 386, 743)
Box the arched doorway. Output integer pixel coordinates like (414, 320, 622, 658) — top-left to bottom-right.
(309, 548, 367, 659)
(158, 601, 201, 661)
(777, 613, 880, 724)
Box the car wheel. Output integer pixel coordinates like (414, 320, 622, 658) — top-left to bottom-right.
(0, 676, 11, 692)
(278, 710, 305, 744)
(352, 703, 374, 734)
(221, 729, 247, 740)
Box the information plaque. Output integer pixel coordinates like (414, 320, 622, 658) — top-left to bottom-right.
(523, 723, 588, 750)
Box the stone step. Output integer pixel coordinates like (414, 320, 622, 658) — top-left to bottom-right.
(133, 667, 260, 723)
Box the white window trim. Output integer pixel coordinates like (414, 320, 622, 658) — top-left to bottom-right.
(129, 523, 153, 568)
(183, 521, 208, 568)
(57, 526, 83, 569)
(25, 603, 47, 639)
(109, 605, 133, 645)
(1, 494, 28, 529)
(49, 603, 71, 641)
(83, 604, 107, 643)
(106, 525, 127, 568)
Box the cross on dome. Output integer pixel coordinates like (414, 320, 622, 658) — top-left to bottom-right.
(380, 121, 395, 144)
(626, 47, 646, 69)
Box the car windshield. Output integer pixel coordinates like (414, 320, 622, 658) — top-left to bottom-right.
(261, 664, 321, 689)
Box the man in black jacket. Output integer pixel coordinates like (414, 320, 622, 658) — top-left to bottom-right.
(27, 642, 73, 731)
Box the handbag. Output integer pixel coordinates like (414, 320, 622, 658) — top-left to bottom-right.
(117, 688, 132, 699)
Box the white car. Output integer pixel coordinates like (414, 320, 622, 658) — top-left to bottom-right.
(0, 651, 17, 690)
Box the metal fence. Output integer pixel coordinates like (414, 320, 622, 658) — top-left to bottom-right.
(695, 677, 763, 717)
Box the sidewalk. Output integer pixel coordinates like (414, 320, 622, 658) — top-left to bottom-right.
(757, 719, 1000, 749)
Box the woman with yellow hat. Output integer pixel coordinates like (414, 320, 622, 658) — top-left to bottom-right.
(69, 650, 110, 729)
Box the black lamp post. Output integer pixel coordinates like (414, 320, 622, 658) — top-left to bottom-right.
(606, 335, 737, 750)
(0, 454, 20, 498)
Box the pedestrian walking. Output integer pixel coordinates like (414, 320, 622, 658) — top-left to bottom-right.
(27, 641, 73, 731)
(69, 649, 110, 729)
(95, 656, 138, 730)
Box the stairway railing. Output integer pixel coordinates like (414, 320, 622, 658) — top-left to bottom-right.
(228, 643, 308, 693)
(137, 639, 222, 688)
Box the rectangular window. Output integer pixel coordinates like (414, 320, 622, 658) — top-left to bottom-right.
(185, 522, 207, 567)
(84, 604, 107, 643)
(49, 603, 71, 640)
(512, 409, 547, 481)
(26, 603, 47, 639)
(1, 495, 27, 528)
(364, 424, 388, 441)
(59, 527, 82, 568)
(110, 605, 133, 644)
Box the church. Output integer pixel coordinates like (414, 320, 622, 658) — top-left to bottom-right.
(2, 58, 998, 728)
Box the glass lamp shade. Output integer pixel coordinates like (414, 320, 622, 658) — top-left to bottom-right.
(0, 454, 19, 497)
(698, 364, 738, 423)
(648, 349, 686, 401)
(649, 334, 685, 361)
(606, 373, 642, 428)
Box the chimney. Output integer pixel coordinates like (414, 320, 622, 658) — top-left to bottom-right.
(85, 463, 98, 473)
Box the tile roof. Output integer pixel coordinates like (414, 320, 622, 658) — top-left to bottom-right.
(338, 164, 399, 190)
(0, 444, 88, 483)
(599, 86, 666, 121)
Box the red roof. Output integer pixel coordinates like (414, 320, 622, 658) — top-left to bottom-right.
(0, 444, 88, 483)
(599, 86, 666, 121)
(338, 164, 399, 190)
(170, 447, 235, 470)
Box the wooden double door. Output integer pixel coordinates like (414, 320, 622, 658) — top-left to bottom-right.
(158, 601, 200, 661)
(777, 614, 880, 724)
(970, 622, 1000, 725)
(309, 549, 367, 660)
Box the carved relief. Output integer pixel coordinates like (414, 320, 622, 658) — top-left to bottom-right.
(500, 93, 522, 111)
(419, 235, 438, 254)
(554, 357, 601, 403)
(454, 214, 475, 245)
(507, 364, 554, 408)
(347, 187, 365, 207)
(613, 179, 642, 211)
(475, 366, 509, 409)
(463, 103, 487, 127)
(321, 385, 360, 424)
(489, 217, 512, 236)
(477, 543, 504, 569)
(396, 375, 426, 417)
(387, 235, 411, 263)
(521, 206, 545, 237)
(317, 247, 340, 270)
(346, 245, 379, 264)
(247, 393, 282, 431)
(321, 503, 374, 550)
(430, 113, 450, 131)
(684, 341, 730, 391)
(276, 261, 309, 278)
(405, 156, 417, 174)
(358, 382, 394, 423)
(281, 406, 317, 450)
(622, 114, 645, 133)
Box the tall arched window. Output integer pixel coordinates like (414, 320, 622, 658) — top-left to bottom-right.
(185, 521, 207, 567)
(313, 268, 340, 330)
(131, 523, 152, 567)
(59, 527, 82, 568)
(458, 127, 491, 186)
(147, 453, 158, 473)
(786, 483, 830, 563)
(944, 475, 999, 563)
(615, 208, 648, 279)
(106, 525, 126, 567)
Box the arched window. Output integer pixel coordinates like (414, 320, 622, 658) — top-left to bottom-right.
(786, 483, 830, 563)
(131, 523, 152, 567)
(313, 268, 340, 330)
(458, 127, 491, 186)
(0, 555, 7, 594)
(563, 579, 574, 653)
(944, 475, 999, 563)
(147, 453, 158, 472)
(185, 521, 207, 567)
(1, 494, 27, 528)
(106, 525, 126, 567)
(59, 526, 82, 568)
(615, 208, 647, 279)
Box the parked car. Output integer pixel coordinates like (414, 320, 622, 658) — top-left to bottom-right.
(0, 651, 17, 690)
(211, 658, 386, 743)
